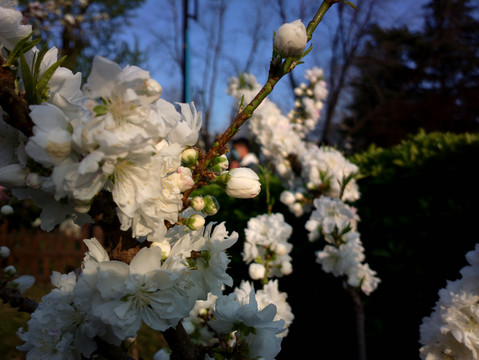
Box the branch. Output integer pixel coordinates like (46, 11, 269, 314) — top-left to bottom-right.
(94, 337, 136, 360)
(0, 61, 33, 137)
(162, 322, 205, 360)
(346, 284, 367, 360)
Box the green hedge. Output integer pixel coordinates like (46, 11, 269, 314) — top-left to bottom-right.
(349, 130, 479, 360)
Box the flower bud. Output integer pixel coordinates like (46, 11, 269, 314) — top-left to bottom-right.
(10, 275, 35, 294)
(294, 87, 303, 96)
(274, 19, 307, 58)
(280, 261, 293, 276)
(208, 154, 229, 174)
(168, 166, 195, 192)
(0, 164, 29, 188)
(1, 205, 14, 215)
(3, 265, 17, 277)
(295, 192, 305, 201)
(202, 195, 219, 216)
(150, 240, 171, 258)
(185, 214, 205, 230)
(272, 242, 288, 257)
(224, 168, 261, 199)
(181, 148, 199, 167)
(0, 246, 10, 258)
(280, 191, 296, 205)
(26, 173, 48, 189)
(290, 202, 304, 217)
(248, 263, 266, 280)
(190, 196, 205, 211)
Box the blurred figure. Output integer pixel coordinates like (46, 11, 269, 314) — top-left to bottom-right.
(230, 137, 259, 171)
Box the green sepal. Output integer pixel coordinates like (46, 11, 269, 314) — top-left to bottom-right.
(93, 103, 108, 117)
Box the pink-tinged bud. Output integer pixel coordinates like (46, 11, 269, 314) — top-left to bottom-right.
(169, 166, 195, 192)
(190, 196, 205, 211)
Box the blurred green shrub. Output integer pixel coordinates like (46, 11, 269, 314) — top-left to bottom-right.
(349, 129, 479, 360)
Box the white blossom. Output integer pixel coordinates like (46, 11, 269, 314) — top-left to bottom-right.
(235, 280, 294, 337)
(243, 213, 293, 280)
(0, 5, 32, 51)
(420, 243, 479, 359)
(210, 290, 285, 360)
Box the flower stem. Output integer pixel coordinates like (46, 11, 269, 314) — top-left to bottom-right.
(306, 0, 339, 41)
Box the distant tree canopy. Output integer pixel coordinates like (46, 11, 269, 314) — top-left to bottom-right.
(18, 0, 146, 75)
(342, 0, 479, 151)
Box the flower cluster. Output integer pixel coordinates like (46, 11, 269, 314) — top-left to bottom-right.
(288, 67, 328, 137)
(180, 280, 293, 359)
(227, 67, 378, 296)
(419, 243, 479, 359)
(243, 213, 293, 281)
(1, 5, 274, 359)
(0, 5, 260, 242)
(306, 197, 379, 295)
(18, 221, 242, 358)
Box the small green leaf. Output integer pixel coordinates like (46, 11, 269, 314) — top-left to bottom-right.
(343, 1, 358, 10)
(33, 38, 51, 81)
(19, 53, 35, 104)
(36, 55, 67, 100)
(300, 44, 313, 60)
(4, 32, 36, 67)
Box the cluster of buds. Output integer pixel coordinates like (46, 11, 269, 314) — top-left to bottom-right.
(1, 246, 35, 294)
(288, 67, 328, 137)
(190, 194, 220, 216)
(280, 190, 310, 218)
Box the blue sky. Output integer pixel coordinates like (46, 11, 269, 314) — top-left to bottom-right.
(123, 0, 429, 135)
